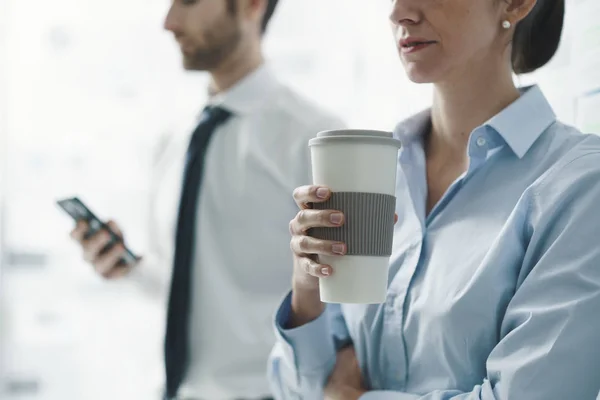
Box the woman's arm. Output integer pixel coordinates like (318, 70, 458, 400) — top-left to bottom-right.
(268, 292, 352, 399)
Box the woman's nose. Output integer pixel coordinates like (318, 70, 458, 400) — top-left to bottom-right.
(389, 0, 421, 27)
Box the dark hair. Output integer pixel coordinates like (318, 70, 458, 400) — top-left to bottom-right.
(261, 0, 279, 33)
(227, 0, 280, 34)
(511, 0, 565, 74)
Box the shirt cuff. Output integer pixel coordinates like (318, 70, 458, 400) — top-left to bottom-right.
(274, 291, 336, 375)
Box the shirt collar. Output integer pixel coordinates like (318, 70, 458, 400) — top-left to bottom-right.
(206, 63, 279, 116)
(393, 108, 431, 145)
(393, 85, 556, 159)
(485, 85, 556, 158)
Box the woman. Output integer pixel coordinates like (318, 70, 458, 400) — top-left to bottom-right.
(268, 0, 600, 399)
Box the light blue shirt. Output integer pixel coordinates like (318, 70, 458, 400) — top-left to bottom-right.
(268, 86, 600, 400)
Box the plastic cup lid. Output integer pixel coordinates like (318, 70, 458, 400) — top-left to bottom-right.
(309, 129, 402, 148)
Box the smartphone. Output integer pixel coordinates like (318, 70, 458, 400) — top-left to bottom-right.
(56, 196, 139, 265)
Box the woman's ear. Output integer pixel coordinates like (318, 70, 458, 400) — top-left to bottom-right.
(503, 0, 538, 24)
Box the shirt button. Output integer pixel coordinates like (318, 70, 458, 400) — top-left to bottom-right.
(394, 296, 403, 309)
(386, 295, 395, 307)
(476, 136, 487, 147)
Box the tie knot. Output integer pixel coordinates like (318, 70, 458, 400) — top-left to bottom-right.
(203, 105, 231, 124)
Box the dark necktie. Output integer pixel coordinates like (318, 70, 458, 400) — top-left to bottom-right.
(164, 105, 232, 399)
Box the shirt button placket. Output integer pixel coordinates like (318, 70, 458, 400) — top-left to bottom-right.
(382, 239, 422, 389)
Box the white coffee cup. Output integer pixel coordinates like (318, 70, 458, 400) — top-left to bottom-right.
(309, 129, 401, 304)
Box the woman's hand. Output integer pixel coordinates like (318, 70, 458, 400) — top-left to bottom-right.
(288, 185, 346, 327)
(324, 346, 367, 400)
(287, 185, 398, 328)
(324, 385, 366, 400)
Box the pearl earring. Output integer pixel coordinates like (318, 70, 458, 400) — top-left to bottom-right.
(502, 20, 512, 29)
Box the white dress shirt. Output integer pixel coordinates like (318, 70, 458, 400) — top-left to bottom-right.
(130, 64, 345, 399)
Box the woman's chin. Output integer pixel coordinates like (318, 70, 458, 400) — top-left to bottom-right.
(402, 63, 439, 84)
(405, 70, 435, 84)
(407, 75, 432, 84)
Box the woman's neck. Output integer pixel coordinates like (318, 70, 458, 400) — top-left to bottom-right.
(429, 64, 520, 157)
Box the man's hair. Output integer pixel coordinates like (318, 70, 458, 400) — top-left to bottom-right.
(227, 0, 279, 33)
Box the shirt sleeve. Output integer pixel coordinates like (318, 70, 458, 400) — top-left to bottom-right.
(356, 153, 600, 400)
(126, 131, 179, 300)
(267, 291, 352, 400)
(127, 254, 171, 299)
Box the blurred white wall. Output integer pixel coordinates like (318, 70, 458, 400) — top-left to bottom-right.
(0, 0, 10, 390)
(1, 0, 598, 399)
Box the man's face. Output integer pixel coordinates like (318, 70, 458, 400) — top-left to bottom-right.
(164, 0, 242, 70)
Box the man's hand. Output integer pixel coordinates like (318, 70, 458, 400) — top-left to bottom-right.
(70, 220, 140, 279)
(324, 346, 367, 400)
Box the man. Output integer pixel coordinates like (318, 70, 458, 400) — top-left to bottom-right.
(70, 0, 344, 399)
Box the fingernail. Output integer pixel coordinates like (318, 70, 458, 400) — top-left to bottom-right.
(332, 244, 345, 255)
(316, 188, 330, 199)
(321, 267, 330, 276)
(330, 213, 343, 224)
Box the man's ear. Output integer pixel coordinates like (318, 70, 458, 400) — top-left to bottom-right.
(240, 0, 267, 21)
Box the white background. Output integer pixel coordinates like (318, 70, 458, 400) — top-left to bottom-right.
(0, 1, 597, 399)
